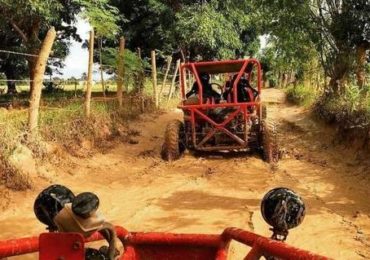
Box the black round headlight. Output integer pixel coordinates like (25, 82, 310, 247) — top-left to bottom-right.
(261, 187, 305, 232)
(34, 184, 75, 230)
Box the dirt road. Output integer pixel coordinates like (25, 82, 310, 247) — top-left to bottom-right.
(1, 88, 369, 259)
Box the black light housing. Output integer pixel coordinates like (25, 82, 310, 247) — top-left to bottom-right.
(34, 184, 75, 231)
(261, 187, 305, 240)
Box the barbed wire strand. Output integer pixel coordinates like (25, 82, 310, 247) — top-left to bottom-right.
(0, 49, 39, 58)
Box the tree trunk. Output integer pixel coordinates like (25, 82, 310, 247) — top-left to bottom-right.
(282, 73, 288, 88)
(99, 38, 106, 98)
(151, 50, 159, 108)
(278, 72, 283, 88)
(85, 30, 94, 118)
(356, 43, 367, 89)
(136, 48, 144, 93)
(117, 37, 125, 108)
(4, 68, 17, 94)
(328, 50, 351, 94)
(28, 27, 56, 133)
(28, 56, 37, 94)
(262, 70, 266, 89)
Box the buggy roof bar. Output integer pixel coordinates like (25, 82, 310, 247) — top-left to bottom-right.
(182, 59, 260, 74)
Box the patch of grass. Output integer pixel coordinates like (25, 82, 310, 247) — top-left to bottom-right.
(0, 109, 28, 157)
(285, 84, 319, 107)
(315, 86, 370, 126)
(314, 85, 370, 145)
(0, 93, 155, 190)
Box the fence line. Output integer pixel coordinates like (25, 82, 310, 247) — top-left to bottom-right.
(0, 49, 39, 58)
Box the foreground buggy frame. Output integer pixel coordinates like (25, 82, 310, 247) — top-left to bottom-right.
(0, 226, 328, 259)
(162, 59, 279, 162)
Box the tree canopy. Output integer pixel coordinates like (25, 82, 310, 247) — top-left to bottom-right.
(0, 0, 119, 92)
(251, 0, 370, 91)
(109, 0, 260, 60)
(0, 0, 368, 94)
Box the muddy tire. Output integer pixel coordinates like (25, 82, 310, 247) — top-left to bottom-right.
(262, 120, 279, 163)
(161, 120, 186, 161)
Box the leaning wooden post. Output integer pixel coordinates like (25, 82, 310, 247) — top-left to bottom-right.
(167, 59, 180, 102)
(99, 38, 106, 98)
(136, 48, 144, 93)
(85, 30, 94, 118)
(28, 27, 56, 134)
(151, 50, 159, 108)
(117, 36, 125, 108)
(159, 56, 172, 100)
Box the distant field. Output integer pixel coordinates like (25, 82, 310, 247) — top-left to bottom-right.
(0, 83, 117, 93)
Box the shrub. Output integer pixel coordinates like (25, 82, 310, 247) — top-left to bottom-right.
(313, 85, 370, 146)
(285, 84, 319, 106)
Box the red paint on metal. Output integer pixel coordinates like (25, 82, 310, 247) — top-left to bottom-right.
(125, 232, 221, 247)
(0, 226, 329, 260)
(222, 228, 329, 260)
(178, 59, 263, 152)
(122, 232, 222, 260)
(39, 233, 84, 260)
(0, 226, 128, 259)
(0, 236, 38, 258)
(130, 245, 218, 260)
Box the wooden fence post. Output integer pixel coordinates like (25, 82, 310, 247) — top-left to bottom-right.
(136, 47, 145, 93)
(159, 56, 172, 100)
(117, 36, 125, 108)
(167, 59, 180, 102)
(99, 38, 106, 98)
(85, 30, 94, 118)
(28, 27, 56, 134)
(74, 80, 78, 98)
(151, 50, 159, 108)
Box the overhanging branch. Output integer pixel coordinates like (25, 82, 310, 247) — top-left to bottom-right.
(10, 19, 28, 43)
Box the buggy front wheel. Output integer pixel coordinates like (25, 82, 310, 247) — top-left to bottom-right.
(161, 120, 186, 161)
(262, 120, 279, 163)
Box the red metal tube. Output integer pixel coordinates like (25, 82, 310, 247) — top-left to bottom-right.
(125, 232, 222, 247)
(222, 228, 329, 260)
(0, 226, 128, 258)
(0, 236, 39, 258)
(179, 102, 258, 109)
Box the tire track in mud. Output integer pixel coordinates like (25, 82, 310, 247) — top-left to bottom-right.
(264, 91, 370, 259)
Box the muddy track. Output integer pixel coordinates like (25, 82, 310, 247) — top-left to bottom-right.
(0, 88, 369, 259)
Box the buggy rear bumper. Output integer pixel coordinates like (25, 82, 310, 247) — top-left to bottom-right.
(0, 226, 329, 260)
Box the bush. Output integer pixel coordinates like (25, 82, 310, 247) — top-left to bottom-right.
(285, 84, 319, 106)
(314, 85, 370, 146)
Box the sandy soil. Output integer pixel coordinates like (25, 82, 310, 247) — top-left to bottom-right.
(1, 88, 370, 259)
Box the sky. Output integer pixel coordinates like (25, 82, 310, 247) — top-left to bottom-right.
(60, 18, 89, 79)
(60, 18, 108, 80)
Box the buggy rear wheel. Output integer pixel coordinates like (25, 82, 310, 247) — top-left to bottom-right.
(161, 120, 186, 161)
(262, 120, 279, 163)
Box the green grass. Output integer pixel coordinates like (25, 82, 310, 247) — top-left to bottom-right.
(0, 93, 155, 162)
(314, 85, 370, 128)
(285, 84, 319, 107)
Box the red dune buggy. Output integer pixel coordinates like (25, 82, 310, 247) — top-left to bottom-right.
(161, 59, 279, 162)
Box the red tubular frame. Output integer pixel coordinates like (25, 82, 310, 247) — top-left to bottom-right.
(0, 226, 329, 260)
(0, 226, 128, 258)
(179, 59, 262, 151)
